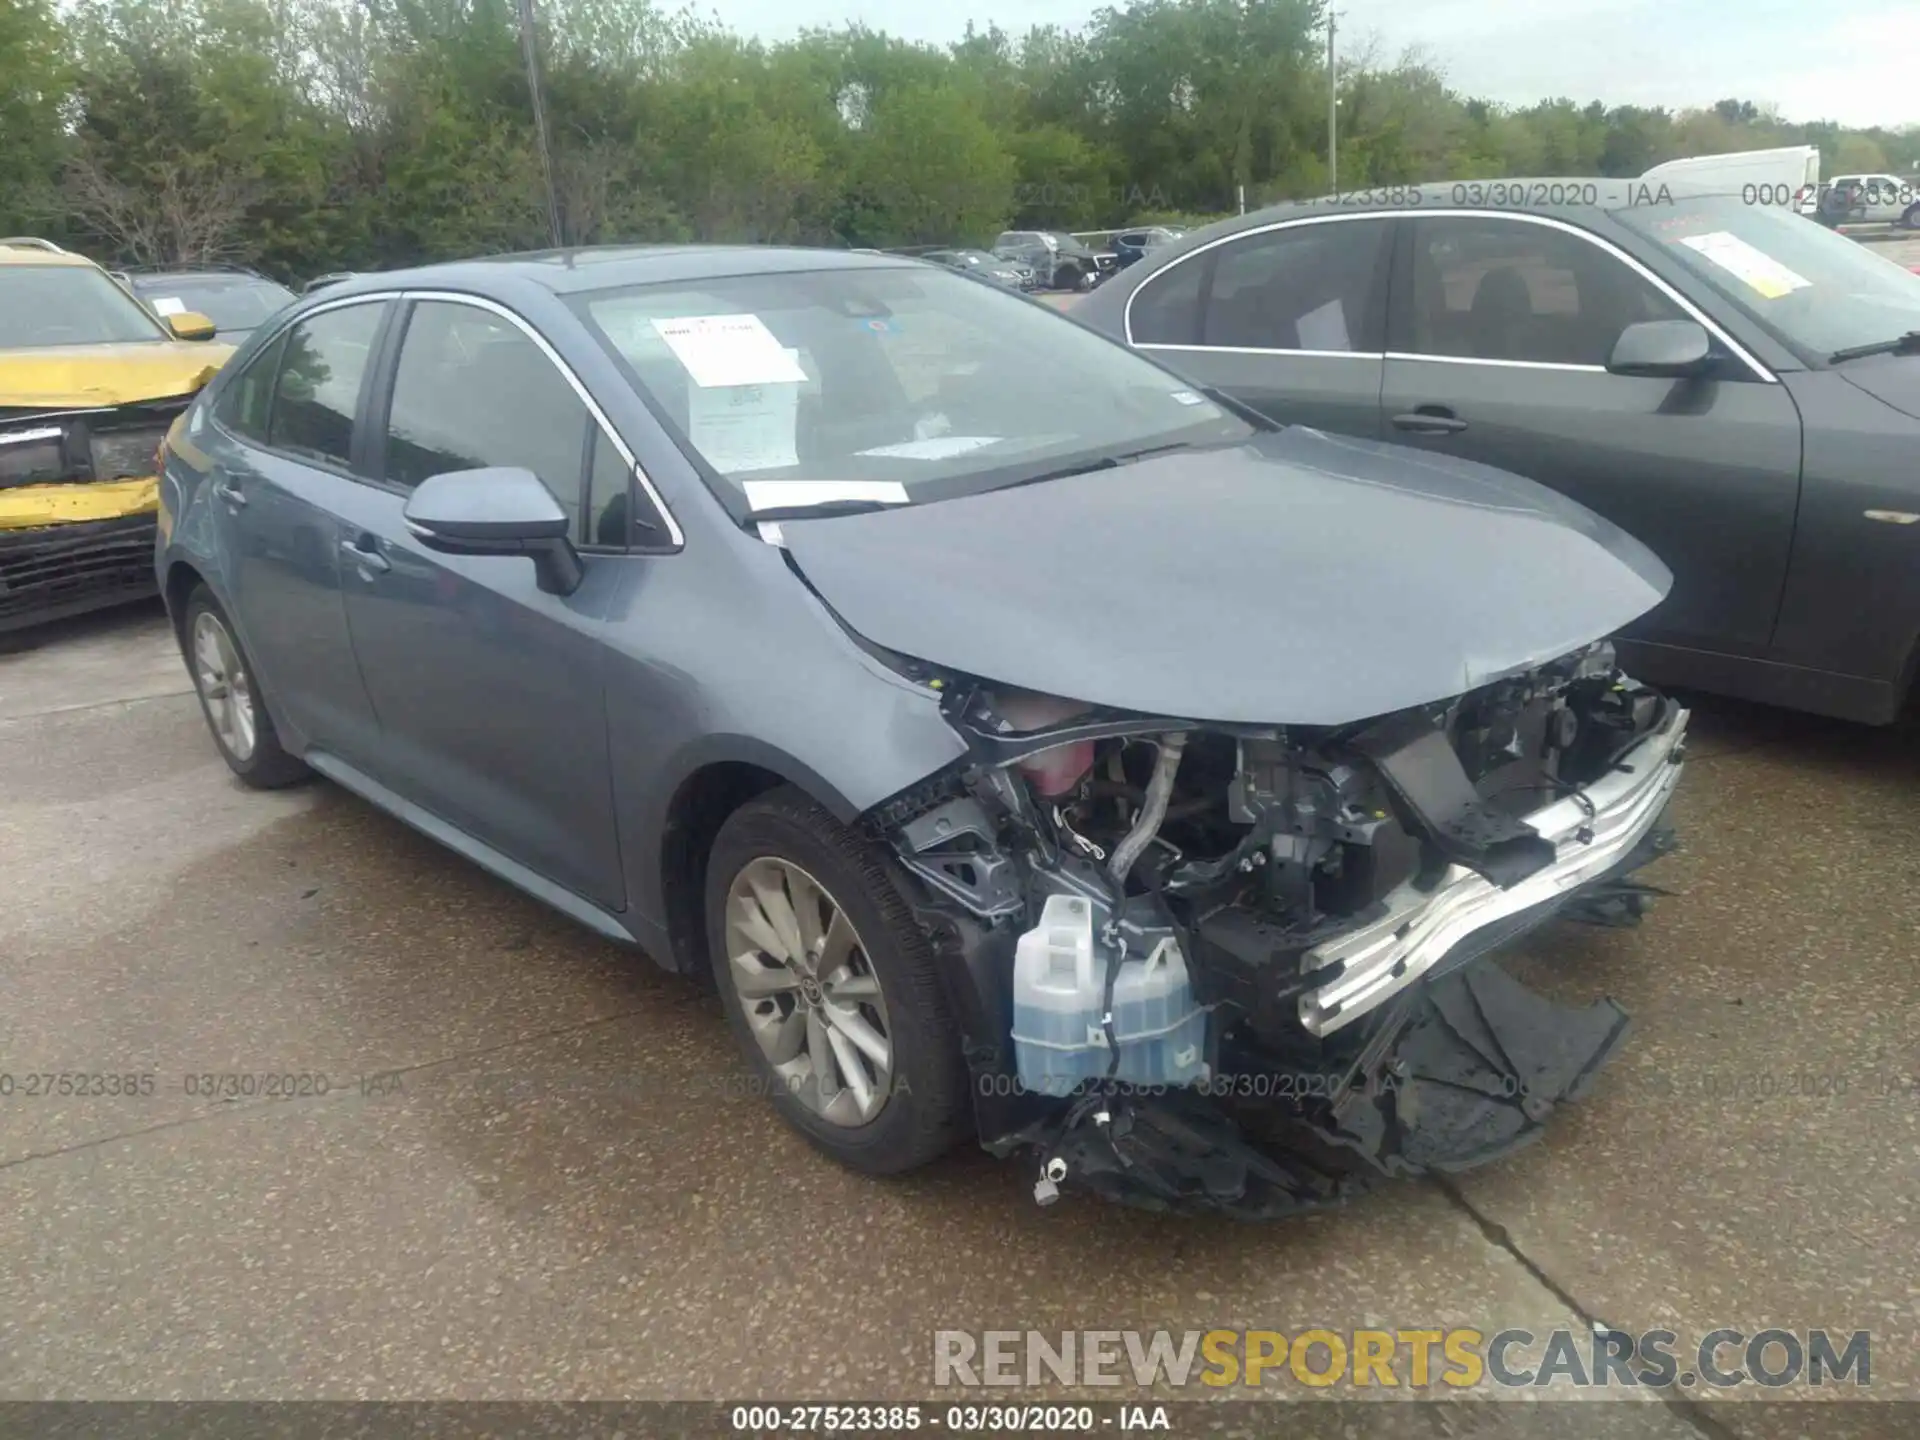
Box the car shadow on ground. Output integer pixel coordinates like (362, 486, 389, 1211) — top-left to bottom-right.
(0, 595, 168, 657)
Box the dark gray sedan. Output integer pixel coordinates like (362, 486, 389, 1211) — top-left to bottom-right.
(1073, 181, 1920, 724)
(155, 246, 1689, 1216)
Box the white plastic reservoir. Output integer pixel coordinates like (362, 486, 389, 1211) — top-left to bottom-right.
(1010, 893, 1209, 1096)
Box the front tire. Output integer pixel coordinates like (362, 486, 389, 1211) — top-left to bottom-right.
(1901, 203, 1920, 231)
(183, 585, 309, 789)
(704, 785, 970, 1174)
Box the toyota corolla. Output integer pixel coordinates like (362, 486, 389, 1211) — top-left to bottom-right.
(156, 246, 1689, 1216)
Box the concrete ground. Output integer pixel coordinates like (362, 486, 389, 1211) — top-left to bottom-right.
(0, 601, 1915, 1433)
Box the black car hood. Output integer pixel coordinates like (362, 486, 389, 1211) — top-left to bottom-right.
(1839, 354, 1920, 420)
(781, 427, 1672, 726)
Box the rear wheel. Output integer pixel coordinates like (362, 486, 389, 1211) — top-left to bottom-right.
(1901, 203, 1920, 231)
(183, 585, 308, 789)
(704, 785, 970, 1174)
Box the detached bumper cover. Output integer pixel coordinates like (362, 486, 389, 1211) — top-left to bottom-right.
(1300, 702, 1689, 1036)
(0, 510, 159, 632)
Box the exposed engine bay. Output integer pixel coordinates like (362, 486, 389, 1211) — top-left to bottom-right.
(870, 640, 1688, 1217)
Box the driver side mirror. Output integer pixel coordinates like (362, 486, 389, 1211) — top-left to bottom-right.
(167, 311, 218, 342)
(402, 466, 584, 596)
(1607, 319, 1715, 379)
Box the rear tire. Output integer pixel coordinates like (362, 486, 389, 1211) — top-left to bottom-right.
(183, 585, 309, 789)
(1901, 203, 1920, 231)
(704, 785, 970, 1174)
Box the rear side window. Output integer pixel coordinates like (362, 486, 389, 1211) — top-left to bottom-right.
(1200, 219, 1391, 351)
(382, 300, 595, 538)
(214, 330, 288, 443)
(267, 304, 384, 468)
(1128, 256, 1206, 344)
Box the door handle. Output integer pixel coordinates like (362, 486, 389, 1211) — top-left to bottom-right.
(339, 536, 391, 576)
(1391, 407, 1468, 435)
(212, 473, 248, 507)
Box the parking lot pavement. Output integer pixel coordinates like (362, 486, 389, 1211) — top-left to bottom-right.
(2, 605, 1915, 1424)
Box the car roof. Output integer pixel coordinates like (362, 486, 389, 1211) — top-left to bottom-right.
(0, 239, 100, 269)
(1189, 174, 1755, 238)
(129, 269, 280, 283)
(310, 244, 930, 303)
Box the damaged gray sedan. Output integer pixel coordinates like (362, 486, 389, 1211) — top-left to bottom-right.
(156, 247, 1689, 1217)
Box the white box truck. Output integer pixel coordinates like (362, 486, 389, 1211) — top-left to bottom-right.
(1639, 145, 1823, 216)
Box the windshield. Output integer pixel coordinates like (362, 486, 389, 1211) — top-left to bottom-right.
(576, 266, 1252, 512)
(0, 266, 167, 348)
(1613, 197, 1920, 362)
(132, 275, 295, 333)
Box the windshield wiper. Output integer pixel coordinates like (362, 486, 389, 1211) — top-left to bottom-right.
(745, 499, 905, 523)
(1003, 440, 1196, 489)
(1829, 331, 1920, 364)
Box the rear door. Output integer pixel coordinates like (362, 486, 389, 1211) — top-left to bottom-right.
(325, 295, 634, 909)
(1380, 212, 1803, 653)
(203, 300, 388, 762)
(1125, 214, 1394, 440)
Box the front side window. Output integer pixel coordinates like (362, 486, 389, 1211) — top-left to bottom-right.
(575, 265, 1253, 513)
(1199, 219, 1391, 353)
(382, 301, 595, 536)
(0, 265, 167, 348)
(1406, 217, 1681, 367)
(267, 303, 385, 468)
(1612, 195, 1920, 362)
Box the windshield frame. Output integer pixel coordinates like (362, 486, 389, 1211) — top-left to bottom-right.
(1609, 196, 1920, 370)
(566, 263, 1263, 526)
(0, 263, 171, 349)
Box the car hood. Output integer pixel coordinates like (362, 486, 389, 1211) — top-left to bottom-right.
(1839, 354, 1920, 421)
(0, 342, 234, 410)
(781, 426, 1673, 726)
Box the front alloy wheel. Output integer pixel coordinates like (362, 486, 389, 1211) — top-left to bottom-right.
(723, 857, 894, 1126)
(703, 785, 970, 1173)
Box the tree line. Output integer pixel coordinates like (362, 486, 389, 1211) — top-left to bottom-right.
(2, 0, 1915, 282)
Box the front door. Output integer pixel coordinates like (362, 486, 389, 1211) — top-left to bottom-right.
(1381, 213, 1804, 654)
(1125, 215, 1394, 442)
(204, 301, 387, 762)
(330, 297, 628, 910)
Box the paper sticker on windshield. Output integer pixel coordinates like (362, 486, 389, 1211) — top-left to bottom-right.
(651, 314, 807, 388)
(1169, 390, 1207, 406)
(688, 378, 799, 473)
(1677, 232, 1811, 300)
(741, 480, 909, 512)
(857, 436, 1000, 459)
(150, 297, 186, 316)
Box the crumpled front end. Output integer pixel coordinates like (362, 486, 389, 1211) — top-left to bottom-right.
(0, 397, 190, 631)
(868, 641, 1687, 1218)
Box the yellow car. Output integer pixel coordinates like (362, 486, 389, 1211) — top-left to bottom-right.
(1, 237, 234, 632)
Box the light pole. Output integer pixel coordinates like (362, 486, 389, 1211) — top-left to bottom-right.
(517, 0, 563, 248)
(1326, 10, 1338, 193)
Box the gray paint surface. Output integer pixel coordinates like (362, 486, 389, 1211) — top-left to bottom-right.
(783, 425, 1671, 725)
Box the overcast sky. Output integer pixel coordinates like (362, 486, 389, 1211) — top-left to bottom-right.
(699, 0, 1918, 131)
